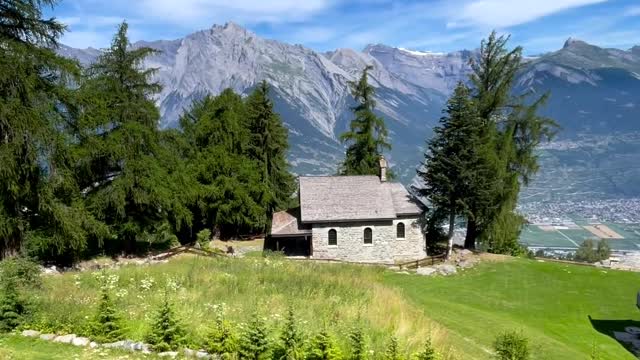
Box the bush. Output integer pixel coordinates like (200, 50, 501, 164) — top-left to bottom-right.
(89, 285, 125, 343)
(383, 336, 402, 360)
(197, 229, 212, 249)
(146, 292, 187, 351)
(308, 329, 342, 360)
(413, 338, 438, 360)
(575, 239, 610, 263)
(494, 331, 529, 360)
(0, 257, 41, 289)
(238, 313, 271, 360)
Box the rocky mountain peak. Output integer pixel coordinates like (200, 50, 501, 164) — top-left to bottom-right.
(631, 45, 640, 56)
(563, 37, 589, 49)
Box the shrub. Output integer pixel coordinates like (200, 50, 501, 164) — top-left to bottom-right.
(0, 257, 41, 289)
(349, 325, 367, 360)
(575, 239, 610, 263)
(494, 331, 529, 360)
(383, 336, 403, 360)
(308, 329, 342, 360)
(596, 239, 610, 261)
(146, 292, 187, 352)
(89, 285, 125, 343)
(238, 313, 271, 360)
(0, 277, 27, 332)
(413, 337, 438, 360)
(197, 229, 212, 249)
(205, 305, 238, 358)
(274, 307, 305, 360)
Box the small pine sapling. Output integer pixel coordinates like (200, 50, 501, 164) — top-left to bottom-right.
(493, 331, 529, 360)
(275, 307, 305, 360)
(146, 292, 187, 352)
(308, 329, 343, 360)
(238, 313, 271, 360)
(206, 304, 238, 358)
(349, 324, 367, 360)
(413, 337, 439, 360)
(0, 277, 26, 332)
(89, 285, 125, 343)
(383, 336, 403, 360)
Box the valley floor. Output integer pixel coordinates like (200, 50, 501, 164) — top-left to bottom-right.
(4, 255, 640, 359)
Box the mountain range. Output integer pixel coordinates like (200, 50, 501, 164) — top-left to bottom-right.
(59, 22, 640, 202)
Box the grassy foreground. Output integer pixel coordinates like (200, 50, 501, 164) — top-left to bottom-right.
(6, 255, 640, 359)
(386, 258, 640, 359)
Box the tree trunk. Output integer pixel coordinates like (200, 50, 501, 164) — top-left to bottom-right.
(446, 211, 455, 258)
(465, 219, 478, 249)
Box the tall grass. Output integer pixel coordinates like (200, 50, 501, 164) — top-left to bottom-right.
(25, 255, 450, 356)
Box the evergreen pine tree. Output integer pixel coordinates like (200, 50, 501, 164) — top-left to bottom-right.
(89, 285, 124, 343)
(146, 292, 186, 352)
(0, 277, 26, 332)
(275, 307, 305, 360)
(206, 306, 238, 359)
(307, 329, 343, 360)
(348, 325, 367, 360)
(412, 338, 438, 360)
(464, 31, 557, 252)
(0, 0, 105, 260)
(415, 82, 494, 256)
(238, 313, 271, 360)
(383, 336, 402, 360)
(245, 81, 296, 231)
(73, 22, 180, 254)
(340, 66, 392, 177)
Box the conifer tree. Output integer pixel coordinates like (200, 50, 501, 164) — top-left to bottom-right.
(74, 22, 179, 253)
(238, 313, 271, 360)
(463, 32, 557, 252)
(0, 277, 26, 332)
(246, 81, 295, 230)
(340, 66, 392, 177)
(383, 336, 402, 360)
(89, 285, 124, 343)
(206, 306, 238, 358)
(348, 325, 367, 360)
(308, 329, 343, 360)
(275, 307, 305, 360)
(146, 292, 186, 352)
(0, 0, 104, 259)
(413, 338, 438, 360)
(415, 83, 495, 256)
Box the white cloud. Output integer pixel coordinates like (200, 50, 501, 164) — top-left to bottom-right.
(446, 0, 608, 29)
(626, 6, 640, 17)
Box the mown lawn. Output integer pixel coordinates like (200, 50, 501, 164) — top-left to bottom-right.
(385, 258, 640, 359)
(0, 335, 157, 359)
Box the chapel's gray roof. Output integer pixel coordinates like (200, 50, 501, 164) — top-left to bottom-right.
(270, 207, 312, 237)
(298, 176, 421, 223)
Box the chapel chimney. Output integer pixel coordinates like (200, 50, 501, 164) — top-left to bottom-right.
(379, 156, 387, 182)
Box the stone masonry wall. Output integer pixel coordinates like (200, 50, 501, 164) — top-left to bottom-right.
(311, 217, 426, 263)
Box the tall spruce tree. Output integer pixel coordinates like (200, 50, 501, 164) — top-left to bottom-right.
(246, 81, 295, 232)
(0, 0, 104, 260)
(340, 65, 392, 177)
(73, 22, 178, 253)
(415, 83, 492, 256)
(466, 32, 557, 252)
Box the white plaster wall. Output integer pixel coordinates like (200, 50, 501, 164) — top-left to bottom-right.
(311, 217, 426, 263)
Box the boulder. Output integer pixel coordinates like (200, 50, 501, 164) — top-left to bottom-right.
(435, 264, 457, 275)
(457, 260, 474, 269)
(196, 351, 211, 359)
(53, 334, 76, 344)
(89, 341, 99, 348)
(184, 348, 197, 357)
(39, 334, 56, 341)
(72, 337, 90, 347)
(21, 330, 40, 337)
(416, 267, 437, 276)
(396, 271, 411, 275)
(158, 351, 179, 358)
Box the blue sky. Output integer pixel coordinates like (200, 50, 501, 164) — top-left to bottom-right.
(48, 0, 640, 55)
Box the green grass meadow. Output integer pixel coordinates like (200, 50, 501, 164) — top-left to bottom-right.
(5, 255, 640, 359)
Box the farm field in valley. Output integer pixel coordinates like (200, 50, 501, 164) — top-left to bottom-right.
(520, 221, 640, 251)
(4, 255, 640, 359)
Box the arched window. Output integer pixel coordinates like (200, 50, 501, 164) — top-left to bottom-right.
(397, 223, 405, 239)
(363, 227, 373, 244)
(328, 229, 337, 246)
